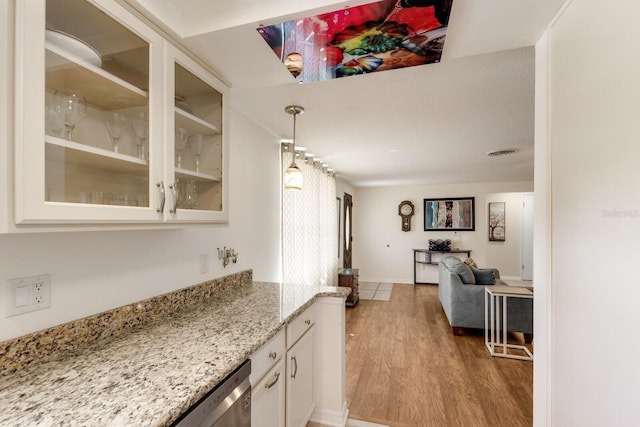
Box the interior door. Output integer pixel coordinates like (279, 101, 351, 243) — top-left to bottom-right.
(343, 193, 353, 268)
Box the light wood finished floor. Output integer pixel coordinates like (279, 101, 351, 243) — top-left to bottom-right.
(340, 283, 533, 427)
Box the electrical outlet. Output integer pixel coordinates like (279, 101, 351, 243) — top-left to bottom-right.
(6, 274, 51, 317)
(199, 254, 209, 274)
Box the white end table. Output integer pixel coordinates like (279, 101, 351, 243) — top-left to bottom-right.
(484, 285, 533, 361)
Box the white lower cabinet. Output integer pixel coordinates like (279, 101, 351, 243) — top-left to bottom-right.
(252, 358, 285, 427)
(286, 324, 315, 427)
(251, 300, 347, 427)
(251, 328, 286, 427)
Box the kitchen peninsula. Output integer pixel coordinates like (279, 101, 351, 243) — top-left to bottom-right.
(0, 271, 350, 426)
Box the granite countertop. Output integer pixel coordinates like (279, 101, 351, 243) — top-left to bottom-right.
(0, 280, 349, 426)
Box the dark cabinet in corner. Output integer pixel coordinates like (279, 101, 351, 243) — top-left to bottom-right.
(338, 268, 359, 307)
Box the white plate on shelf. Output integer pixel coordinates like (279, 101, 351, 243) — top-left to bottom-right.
(46, 29, 102, 67)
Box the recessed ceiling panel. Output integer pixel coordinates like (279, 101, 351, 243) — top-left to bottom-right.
(257, 0, 453, 83)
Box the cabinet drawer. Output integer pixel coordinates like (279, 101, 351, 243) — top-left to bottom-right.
(250, 328, 285, 385)
(287, 303, 316, 349)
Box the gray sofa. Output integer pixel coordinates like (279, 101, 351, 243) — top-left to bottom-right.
(438, 255, 533, 340)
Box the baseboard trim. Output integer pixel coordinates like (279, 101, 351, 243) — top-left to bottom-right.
(310, 401, 349, 427)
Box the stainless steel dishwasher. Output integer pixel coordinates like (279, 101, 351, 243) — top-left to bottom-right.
(170, 359, 251, 427)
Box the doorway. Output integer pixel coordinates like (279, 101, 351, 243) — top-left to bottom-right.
(485, 192, 533, 279)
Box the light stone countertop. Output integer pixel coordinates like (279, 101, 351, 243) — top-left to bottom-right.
(0, 280, 349, 427)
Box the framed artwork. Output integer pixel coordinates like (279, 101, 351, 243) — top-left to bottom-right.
(488, 202, 506, 241)
(424, 197, 475, 231)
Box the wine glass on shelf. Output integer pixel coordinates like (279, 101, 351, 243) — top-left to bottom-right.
(185, 180, 198, 209)
(131, 112, 148, 160)
(53, 90, 87, 140)
(175, 127, 189, 168)
(45, 101, 64, 137)
(105, 112, 128, 153)
(191, 134, 203, 172)
(175, 178, 184, 208)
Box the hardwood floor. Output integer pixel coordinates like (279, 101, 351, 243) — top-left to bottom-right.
(342, 283, 533, 427)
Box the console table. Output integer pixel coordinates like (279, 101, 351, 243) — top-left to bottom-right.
(413, 249, 471, 285)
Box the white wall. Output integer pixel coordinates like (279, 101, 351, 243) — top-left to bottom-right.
(0, 109, 282, 342)
(485, 192, 526, 278)
(541, 0, 640, 425)
(352, 181, 533, 284)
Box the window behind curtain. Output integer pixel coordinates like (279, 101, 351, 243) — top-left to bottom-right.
(281, 148, 338, 286)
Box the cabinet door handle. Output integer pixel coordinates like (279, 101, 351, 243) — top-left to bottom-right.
(291, 356, 298, 379)
(168, 182, 178, 214)
(305, 319, 311, 325)
(268, 351, 277, 359)
(265, 371, 281, 389)
(156, 182, 165, 213)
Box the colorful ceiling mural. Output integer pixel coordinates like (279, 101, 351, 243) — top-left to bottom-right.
(257, 0, 453, 83)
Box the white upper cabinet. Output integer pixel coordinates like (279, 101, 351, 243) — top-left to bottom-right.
(13, 0, 228, 226)
(164, 44, 228, 223)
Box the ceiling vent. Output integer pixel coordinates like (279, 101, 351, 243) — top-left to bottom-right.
(486, 149, 518, 157)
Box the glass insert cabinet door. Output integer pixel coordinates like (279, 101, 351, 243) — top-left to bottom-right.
(44, 0, 152, 207)
(15, 0, 163, 223)
(165, 44, 228, 222)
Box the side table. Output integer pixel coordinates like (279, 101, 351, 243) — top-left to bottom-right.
(338, 268, 359, 307)
(484, 285, 533, 361)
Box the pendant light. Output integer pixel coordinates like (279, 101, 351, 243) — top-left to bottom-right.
(284, 105, 304, 190)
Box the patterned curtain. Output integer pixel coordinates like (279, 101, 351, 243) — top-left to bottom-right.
(282, 146, 338, 286)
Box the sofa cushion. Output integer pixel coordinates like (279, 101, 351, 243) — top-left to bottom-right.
(449, 260, 475, 284)
(464, 257, 478, 268)
(470, 266, 495, 285)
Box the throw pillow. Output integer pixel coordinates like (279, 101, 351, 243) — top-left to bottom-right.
(470, 266, 496, 285)
(464, 257, 478, 268)
(451, 261, 475, 284)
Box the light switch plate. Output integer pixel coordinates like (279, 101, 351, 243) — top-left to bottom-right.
(6, 274, 51, 317)
(199, 253, 209, 274)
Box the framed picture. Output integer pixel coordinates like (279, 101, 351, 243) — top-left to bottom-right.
(424, 197, 475, 231)
(488, 202, 506, 241)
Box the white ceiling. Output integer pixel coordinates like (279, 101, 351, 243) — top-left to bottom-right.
(128, 0, 566, 187)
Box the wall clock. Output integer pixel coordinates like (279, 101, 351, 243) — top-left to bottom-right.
(398, 200, 414, 232)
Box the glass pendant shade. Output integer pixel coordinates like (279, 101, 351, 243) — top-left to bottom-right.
(284, 105, 305, 190)
(284, 52, 303, 77)
(284, 164, 303, 190)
